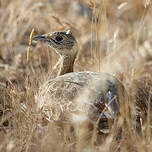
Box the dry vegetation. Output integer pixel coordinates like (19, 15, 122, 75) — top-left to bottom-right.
(0, 0, 152, 151)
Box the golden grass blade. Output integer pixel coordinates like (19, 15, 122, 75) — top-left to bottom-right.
(27, 28, 34, 63)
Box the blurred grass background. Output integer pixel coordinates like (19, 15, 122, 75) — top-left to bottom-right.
(0, 0, 152, 151)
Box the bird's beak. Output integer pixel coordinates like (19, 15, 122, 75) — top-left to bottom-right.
(33, 35, 50, 43)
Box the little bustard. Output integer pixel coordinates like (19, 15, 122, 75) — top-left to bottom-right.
(33, 30, 124, 135)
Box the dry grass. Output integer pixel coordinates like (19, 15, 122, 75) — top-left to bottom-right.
(0, 0, 152, 151)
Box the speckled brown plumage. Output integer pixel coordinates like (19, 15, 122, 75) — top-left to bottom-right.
(33, 30, 124, 133)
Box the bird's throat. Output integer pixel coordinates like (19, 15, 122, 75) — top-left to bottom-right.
(57, 55, 76, 76)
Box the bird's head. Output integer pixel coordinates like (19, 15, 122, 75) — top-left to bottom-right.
(33, 30, 78, 57)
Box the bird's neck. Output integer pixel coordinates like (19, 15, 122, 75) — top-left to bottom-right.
(52, 45, 78, 77)
(56, 55, 75, 76)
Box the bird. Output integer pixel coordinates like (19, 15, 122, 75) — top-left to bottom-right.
(33, 30, 125, 146)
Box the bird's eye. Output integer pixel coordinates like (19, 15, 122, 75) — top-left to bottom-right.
(55, 36, 63, 42)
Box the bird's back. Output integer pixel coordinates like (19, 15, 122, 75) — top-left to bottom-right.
(36, 71, 124, 127)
